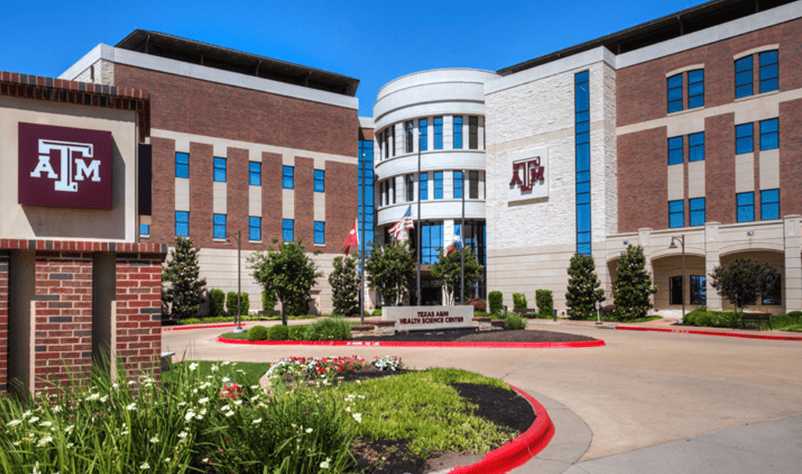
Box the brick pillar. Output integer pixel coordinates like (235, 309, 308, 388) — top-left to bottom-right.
(0, 253, 8, 391)
(295, 157, 315, 246)
(705, 221, 723, 310)
(784, 215, 802, 313)
(114, 256, 162, 377)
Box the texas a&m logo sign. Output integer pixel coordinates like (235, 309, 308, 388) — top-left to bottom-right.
(18, 123, 113, 209)
(508, 149, 549, 203)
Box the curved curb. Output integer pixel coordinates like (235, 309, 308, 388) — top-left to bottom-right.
(450, 385, 555, 474)
(616, 325, 802, 341)
(215, 337, 606, 349)
(164, 323, 244, 332)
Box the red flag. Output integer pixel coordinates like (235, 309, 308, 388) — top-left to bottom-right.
(343, 218, 359, 255)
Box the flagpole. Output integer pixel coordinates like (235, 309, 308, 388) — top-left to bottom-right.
(460, 169, 465, 305)
(415, 123, 422, 306)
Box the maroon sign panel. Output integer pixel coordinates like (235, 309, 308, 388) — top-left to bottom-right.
(18, 122, 113, 209)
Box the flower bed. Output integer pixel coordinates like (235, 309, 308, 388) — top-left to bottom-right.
(265, 355, 403, 387)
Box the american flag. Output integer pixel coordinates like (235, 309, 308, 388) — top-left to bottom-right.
(389, 206, 414, 240)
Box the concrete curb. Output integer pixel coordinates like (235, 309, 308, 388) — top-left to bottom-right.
(164, 323, 245, 332)
(616, 325, 802, 341)
(215, 337, 606, 349)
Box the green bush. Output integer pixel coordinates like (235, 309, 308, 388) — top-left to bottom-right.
(304, 318, 352, 341)
(535, 289, 554, 317)
(684, 308, 740, 328)
(224, 292, 251, 316)
(261, 290, 277, 315)
(208, 288, 226, 316)
(504, 314, 526, 330)
(512, 293, 527, 313)
(371, 308, 382, 316)
(248, 325, 269, 341)
(267, 324, 290, 341)
(488, 291, 503, 314)
(288, 325, 307, 340)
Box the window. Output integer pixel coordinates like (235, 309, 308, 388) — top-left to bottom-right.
(759, 118, 779, 151)
(669, 276, 684, 305)
(282, 165, 294, 189)
(735, 123, 754, 154)
(760, 188, 780, 220)
(759, 50, 779, 93)
(391, 125, 396, 156)
(405, 174, 414, 202)
(248, 161, 261, 186)
(418, 118, 428, 151)
(404, 121, 414, 153)
(175, 152, 190, 178)
(390, 178, 396, 204)
(358, 139, 375, 257)
(687, 69, 704, 109)
(433, 171, 444, 199)
(735, 55, 753, 98)
(667, 73, 683, 113)
(668, 136, 684, 165)
(419, 172, 428, 200)
(453, 115, 463, 149)
(469, 170, 479, 199)
(468, 116, 479, 149)
(453, 171, 464, 199)
(736, 192, 755, 222)
(213, 157, 227, 183)
(433, 116, 443, 150)
(690, 275, 706, 305)
(175, 211, 189, 237)
(668, 200, 685, 228)
(213, 213, 227, 240)
(688, 132, 705, 162)
(689, 197, 706, 227)
(282, 219, 294, 242)
(139, 223, 151, 238)
(383, 129, 390, 159)
(762, 273, 781, 305)
(575, 70, 592, 255)
(314, 221, 325, 245)
(248, 216, 262, 241)
(420, 222, 443, 264)
(314, 169, 325, 192)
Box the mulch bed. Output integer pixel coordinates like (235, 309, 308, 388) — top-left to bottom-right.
(354, 328, 596, 343)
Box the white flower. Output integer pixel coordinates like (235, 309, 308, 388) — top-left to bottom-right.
(39, 421, 53, 428)
(184, 410, 196, 422)
(100, 395, 109, 403)
(320, 458, 331, 469)
(139, 461, 150, 470)
(221, 361, 231, 366)
(188, 362, 199, 371)
(149, 436, 159, 444)
(36, 435, 53, 447)
(126, 403, 137, 411)
(210, 365, 219, 373)
(21, 410, 32, 419)
(52, 405, 62, 413)
(252, 418, 262, 425)
(221, 376, 231, 383)
(177, 402, 188, 408)
(305, 427, 313, 434)
(220, 405, 231, 413)
(6, 419, 22, 428)
(128, 380, 136, 386)
(29, 416, 40, 424)
(178, 431, 188, 440)
(352, 413, 363, 424)
(202, 457, 210, 463)
(224, 411, 234, 418)
(198, 397, 209, 405)
(164, 457, 171, 463)
(233, 399, 243, 406)
(65, 425, 74, 434)
(112, 383, 120, 389)
(84, 393, 100, 402)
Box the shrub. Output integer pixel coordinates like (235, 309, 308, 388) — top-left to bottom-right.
(566, 254, 605, 319)
(535, 290, 553, 317)
(267, 324, 289, 341)
(467, 298, 487, 312)
(683, 308, 741, 328)
(240, 293, 250, 315)
(512, 293, 527, 313)
(329, 256, 359, 316)
(288, 325, 307, 340)
(248, 325, 269, 341)
(488, 291, 503, 314)
(613, 245, 656, 321)
(371, 308, 382, 316)
(504, 314, 526, 330)
(304, 318, 352, 341)
(209, 288, 226, 317)
(261, 289, 277, 315)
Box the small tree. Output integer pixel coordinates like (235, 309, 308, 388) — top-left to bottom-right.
(536, 289, 554, 317)
(614, 245, 656, 321)
(365, 242, 415, 306)
(488, 291, 503, 315)
(710, 258, 779, 316)
(329, 255, 360, 316)
(565, 253, 605, 320)
(512, 293, 527, 313)
(250, 241, 320, 326)
(208, 288, 226, 317)
(430, 248, 483, 306)
(162, 237, 206, 320)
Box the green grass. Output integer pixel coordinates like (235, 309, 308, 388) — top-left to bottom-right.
(163, 360, 269, 386)
(176, 314, 321, 325)
(606, 315, 662, 323)
(683, 308, 802, 331)
(785, 324, 802, 332)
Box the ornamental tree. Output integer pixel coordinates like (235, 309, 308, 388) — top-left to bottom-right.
(329, 255, 360, 316)
(365, 242, 415, 306)
(430, 248, 483, 305)
(710, 258, 780, 315)
(162, 237, 206, 320)
(613, 245, 657, 321)
(250, 241, 320, 325)
(565, 253, 605, 320)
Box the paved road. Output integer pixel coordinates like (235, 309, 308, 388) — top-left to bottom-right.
(163, 321, 802, 473)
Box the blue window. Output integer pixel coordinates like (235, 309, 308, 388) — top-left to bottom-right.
(282, 219, 294, 242)
(314, 169, 325, 192)
(213, 213, 227, 240)
(687, 69, 704, 109)
(735, 123, 754, 154)
(248, 161, 261, 186)
(418, 118, 428, 151)
(433, 171, 444, 199)
(668, 136, 684, 165)
(175, 211, 189, 237)
(689, 197, 706, 227)
(688, 132, 705, 162)
(690, 275, 707, 305)
(433, 116, 443, 150)
(213, 157, 227, 183)
(453, 115, 463, 149)
(668, 200, 685, 228)
(419, 172, 429, 200)
(282, 165, 294, 189)
(667, 73, 683, 113)
(175, 152, 190, 178)
(760, 118, 779, 151)
(760, 189, 780, 220)
(248, 216, 262, 241)
(759, 50, 779, 93)
(736, 192, 755, 223)
(420, 222, 443, 264)
(314, 221, 325, 245)
(358, 140, 375, 257)
(575, 70, 592, 255)
(139, 223, 151, 238)
(735, 55, 753, 98)
(453, 171, 464, 199)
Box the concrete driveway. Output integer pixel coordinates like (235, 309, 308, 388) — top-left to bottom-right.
(163, 320, 802, 473)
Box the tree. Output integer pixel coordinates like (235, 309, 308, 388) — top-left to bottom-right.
(329, 255, 360, 316)
(365, 242, 415, 306)
(565, 253, 605, 320)
(710, 258, 779, 315)
(613, 245, 657, 321)
(249, 241, 320, 326)
(431, 248, 483, 305)
(162, 237, 206, 320)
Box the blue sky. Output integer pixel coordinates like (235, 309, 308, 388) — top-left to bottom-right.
(2, 0, 703, 116)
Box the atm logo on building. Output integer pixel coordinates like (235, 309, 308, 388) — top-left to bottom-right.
(508, 149, 549, 203)
(18, 123, 113, 209)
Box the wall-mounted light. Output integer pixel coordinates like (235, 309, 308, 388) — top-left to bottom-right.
(746, 231, 754, 237)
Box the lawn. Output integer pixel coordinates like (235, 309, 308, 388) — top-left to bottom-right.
(164, 360, 269, 386)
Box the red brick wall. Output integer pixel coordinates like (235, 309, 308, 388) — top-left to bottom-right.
(705, 114, 737, 224)
(295, 158, 315, 246)
(227, 147, 250, 246)
(190, 142, 214, 247)
(780, 99, 802, 216)
(0, 254, 8, 391)
(618, 127, 668, 232)
(115, 256, 162, 377)
(150, 137, 176, 245)
(324, 161, 358, 253)
(262, 153, 283, 245)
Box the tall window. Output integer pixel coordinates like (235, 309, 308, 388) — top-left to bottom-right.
(736, 192, 755, 222)
(282, 165, 294, 189)
(314, 169, 325, 192)
(690, 275, 706, 305)
(213, 213, 227, 240)
(689, 197, 706, 227)
(735, 55, 753, 98)
(762, 273, 782, 305)
(420, 222, 443, 264)
(668, 136, 684, 165)
(282, 219, 294, 242)
(248, 161, 261, 186)
(760, 188, 780, 220)
(759, 118, 779, 151)
(575, 70, 591, 255)
(759, 50, 779, 93)
(175, 211, 189, 237)
(668, 200, 684, 228)
(688, 132, 705, 162)
(469, 170, 479, 199)
(453, 171, 464, 199)
(433, 171, 443, 199)
(468, 116, 479, 149)
(433, 116, 443, 150)
(175, 152, 190, 178)
(667, 73, 683, 113)
(735, 123, 754, 154)
(453, 115, 463, 149)
(391, 125, 396, 156)
(248, 216, 262, 241)
(213, 157, 227, 183)
(687, 69, 704, 109)
(669, 276, 683, 305)
(358, 139, 375, 257)
(418, 118, 428, 151)
(419, 172, 428, 200)
(405, 174, 414, 202)
(404, 121, 414, 153)
(139, 223, 151, 238)
(383, 129, 390, 159)
(314, 221, 325, 245)
(390, 178, 396, 204)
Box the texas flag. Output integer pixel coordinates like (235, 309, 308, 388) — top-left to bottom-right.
(343, 218, 360, 255)
(445, 234, 463, 255)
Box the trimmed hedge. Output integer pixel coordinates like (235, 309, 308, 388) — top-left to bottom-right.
(305, 318, 352, 341)
(535, 289, 553, 317)
(512, 293, 527, 313)
(488, 291, 503, 314)
(504, 314, 526, 330)
(247, 325, 269, 341)
(225, 291, 250, 316)
(267, 324, 289, 341)
(208, 289, 226, 317)
(684, 308, 802, 330)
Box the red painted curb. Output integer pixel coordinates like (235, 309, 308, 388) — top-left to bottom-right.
(450, 385, 555, 474)
(164, 323, 244, 332)
(616, 325, 802, 341)
(216, 337, 605, 349)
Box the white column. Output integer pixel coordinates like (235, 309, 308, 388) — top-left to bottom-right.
(705, 221, 723, 310)
(784, 215, 802, 312)
(637, 228, 655, 306)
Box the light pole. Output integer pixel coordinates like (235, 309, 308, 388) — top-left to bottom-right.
(230, 230, 245, 333)
(414, 122, 422, 306)
(669, 235, 686, 323)
(460, 169, 465, 305)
